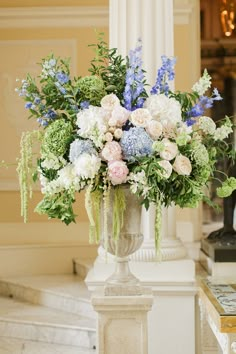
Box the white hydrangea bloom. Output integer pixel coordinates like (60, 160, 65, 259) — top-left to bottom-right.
(144, 94, 182, 124)
(76, 106, 109, 148)
(192, 69, 211, 95)
(74, 153, 101, 179)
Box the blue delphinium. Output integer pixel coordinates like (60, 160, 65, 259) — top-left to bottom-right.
(123, 39, 145, 111)
(120, 127, 153, 161)
(69, 139, 97, 162)
(80, 101, 90, 109)
(151, 55, 176, 95)
(187, 89, 223, 118)
(56, 72, 69, 84)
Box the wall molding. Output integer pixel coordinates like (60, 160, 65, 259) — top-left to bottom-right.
(0, 4, 195, 29)
(0, 6, 109, 28)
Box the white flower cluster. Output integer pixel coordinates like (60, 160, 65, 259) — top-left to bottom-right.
(128, 171, 151, 197)
(191, 69, 211, 96)
(41, 153, 67, 170)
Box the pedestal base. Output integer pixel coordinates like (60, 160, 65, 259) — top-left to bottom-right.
(92, 292, 153, 354)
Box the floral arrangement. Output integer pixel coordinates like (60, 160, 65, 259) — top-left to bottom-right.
(16, 36, 236, 250)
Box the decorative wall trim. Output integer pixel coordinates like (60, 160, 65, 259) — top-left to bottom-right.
(0, 4, 195, 28)
(0, 6, 109, 28)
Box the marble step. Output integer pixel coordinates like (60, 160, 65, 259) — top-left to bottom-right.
(0, 337, 96, 354)
(0, 296, 96, 348)
(0, 274, 96, 319)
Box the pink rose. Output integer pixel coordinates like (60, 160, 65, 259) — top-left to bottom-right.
(101, 141, 122, 161)
(108, 160, 129, 185)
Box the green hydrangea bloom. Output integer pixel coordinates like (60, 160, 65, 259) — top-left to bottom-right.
(216, 177, 236, 198)
(77, 76, 106, 106)
(41, 119, 73, 157)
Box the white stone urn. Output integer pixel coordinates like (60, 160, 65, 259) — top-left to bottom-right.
(100, 186, 144, 295)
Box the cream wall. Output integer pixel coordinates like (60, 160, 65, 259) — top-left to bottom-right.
(0, 1, 108, 263)
(0, 1, 201, 270)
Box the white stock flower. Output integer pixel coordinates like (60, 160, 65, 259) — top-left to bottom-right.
(192, 69, 211, 96)
(214, 125, 233, 141)
(198, 116, 216, 135)
(101, 93, 120, 111)
(74, 153, 101, 179)
(159, 138, 178, 160)
(130, 108, 152, 127)
(146, 120, 163, 140)
(144, 94, 182, 124)
(173, 155, 192, 176)
(158, 160, 172, 179)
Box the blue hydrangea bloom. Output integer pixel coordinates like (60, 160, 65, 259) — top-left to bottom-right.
(120, 127, 153, 161)
(69, 139, 97, 162)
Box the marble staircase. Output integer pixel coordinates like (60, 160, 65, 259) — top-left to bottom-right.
(0, 273, 97, 354)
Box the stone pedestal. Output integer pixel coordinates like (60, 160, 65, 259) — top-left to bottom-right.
(92, 292, 153, 354)
(86, 259, 196, 354)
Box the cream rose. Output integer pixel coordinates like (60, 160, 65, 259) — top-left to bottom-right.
(130, 108, 152, 127)
(110, 106, 130, 127)
(173, 154, 192, 176)
(146, 120, 163, 139)
(159, 138, 178, 161)
(158, 160, 172, 179)
(101, 93, 120, 111)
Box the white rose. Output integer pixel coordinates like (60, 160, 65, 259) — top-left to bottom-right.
(173, 154, 192, 176)
(101, 93, 120, 111)
(146, 120, 163, 139)
(159, 138, 178, 161)
(74, 153, 101, 179)
(130, 108, 152, 127)
(144, 94, 182, 124)
(158, 160, 172, 179)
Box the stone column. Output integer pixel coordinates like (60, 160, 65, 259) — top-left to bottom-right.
(92, 293, 153, 354)
(109, 0, 186, 262)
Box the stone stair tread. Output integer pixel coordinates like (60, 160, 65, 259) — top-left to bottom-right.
(0, 296, 95, 330)
(0, 274, 92, 302)
(0, 337, 96, 354)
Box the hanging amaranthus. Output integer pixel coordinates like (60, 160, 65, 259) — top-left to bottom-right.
(17, 130, 43, 223)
